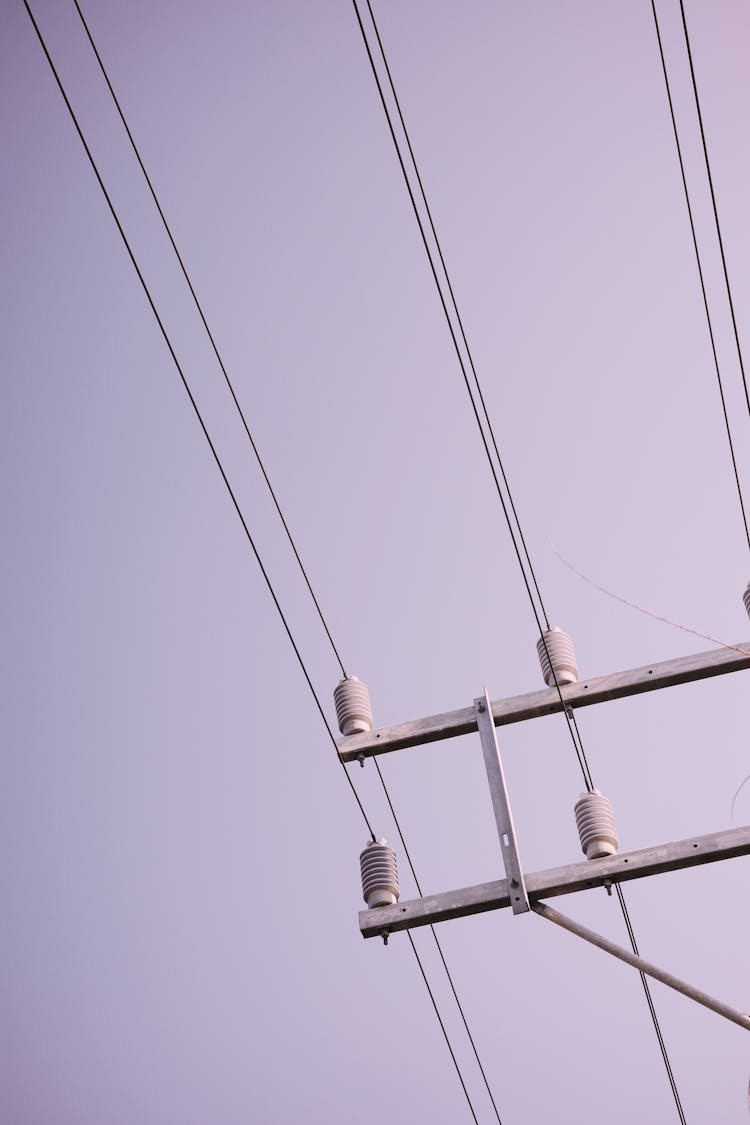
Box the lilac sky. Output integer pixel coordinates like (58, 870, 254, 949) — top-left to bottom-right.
(3, 2, 750, 1122)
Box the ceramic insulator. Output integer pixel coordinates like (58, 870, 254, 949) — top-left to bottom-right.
(743, 582, 750, 620)
(334, 675, 373, 736)
(537, 626, 579, 687)
(575, 789, 619, 860)
(360, 839, 399, 908)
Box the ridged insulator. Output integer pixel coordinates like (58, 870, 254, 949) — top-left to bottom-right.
(360, 839, 399, 908)
(334, 675, 373, 736)
(537, 626, 579, 687)
(743, 581, 750, 620)
(574, 789, 619, 860)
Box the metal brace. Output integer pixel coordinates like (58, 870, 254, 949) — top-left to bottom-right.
(474, 688, 529, 914)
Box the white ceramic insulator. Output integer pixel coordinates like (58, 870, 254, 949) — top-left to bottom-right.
(575, 789, 619, 860)
(537, 626, 579, 687)
(334, 675, 373, 736)
(360, 839, 399, 908)
(743, 581, 750, 620)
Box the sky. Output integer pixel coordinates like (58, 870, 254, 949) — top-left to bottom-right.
(3, 1, 750, 1122)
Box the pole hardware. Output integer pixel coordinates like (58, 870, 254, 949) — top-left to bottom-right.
(341, 644, 750, 1033)
(337, 640, 750, 762)
(359, 824, 750, 938)
(475, 688, 529, 914)
(533, 899, 750, 1033)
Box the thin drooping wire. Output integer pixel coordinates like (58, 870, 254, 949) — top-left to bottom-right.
(406, 931, 480, 1125)
(351, 0, 595, 793)
(650, 0, 750, 553)
(554, 542, 750, 657)
(353, 2, 684, 1111)
(72, 0, 348, 677)
(21, 0, 372, 840)
(615, 885, 687, 1124)
(679, 0, 750, 436)
(374, 760, 504, 1125)
(33, 9, 485, 1116)
(363, 0, 550, 635)
(730, 772, 750, 825)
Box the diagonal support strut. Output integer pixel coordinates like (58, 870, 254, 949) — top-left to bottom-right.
(532, 899, 750, 1032)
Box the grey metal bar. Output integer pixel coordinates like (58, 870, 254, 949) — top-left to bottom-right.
(475, 689, 529, 913)
(338, 640, 750, 761)
(532, 900, 750, 1032)
(359, 824, 750, 937)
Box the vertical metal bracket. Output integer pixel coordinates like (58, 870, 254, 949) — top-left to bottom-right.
(474, 688, 529, 914)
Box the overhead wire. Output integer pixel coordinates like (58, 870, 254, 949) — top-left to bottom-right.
(351, 0, 595, 794)
(374, 758, 505, 1124)
(71, 0, 350, 677)
(650, 7, 750, 1096)
(20, 0, 373, 844)
(615, 884, 687, 1123)
(678, 0, 750, 436)
(38, 4, 491, 1119)
(406, 930, 480, 1125)
(353, 1, 687, 1117)
(361, 0, 550, 635)
(650, 0, 750, 553)
(644, 11, 750, 1109)
(350, 0, 547, 632)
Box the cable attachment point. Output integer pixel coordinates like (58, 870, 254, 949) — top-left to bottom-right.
(360, 838, 399, 909)
(575, 789, 619, 860)
(334, 675, 374, 736)
(537, 626, 579, 687)
(743, 581, 750, 620)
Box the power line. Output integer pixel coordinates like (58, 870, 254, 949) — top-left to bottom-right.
(351, 0, 596, 795)
(350, 0, 549, 635)
(374, 760, 504, 1125)
(362, 0, 550, 636)
(650, 0, 750, 553)
(71, 0, 349, 678)
(353, 2, 686, 1115)
(406, 931, 480, 1125)
(678, 0, 750, 439)
(615, 886, 687, 1123)
(32, 6, 489, 1117)
(21, 0, 373, 842)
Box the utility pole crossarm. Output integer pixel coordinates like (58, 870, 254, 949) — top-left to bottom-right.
(338, 640, 750, 761)
(359, 824, 750, 938)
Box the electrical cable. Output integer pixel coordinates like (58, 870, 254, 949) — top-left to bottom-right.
(353, 2, 686, 1115)
(351, 0, 596, 794)
(362, 0, 550, 635)
(678, 0, 750, 438)
(32, 6, 488, 1117)
(350, 0, 548, 634)
(71, 0, 349, 678)
(650, 0, 750, 553)
(21, 0, 373, 842)
(406, 930, 480, 1125)
(615, 886, 687, 1124)
(374, 760, 504, 1125)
